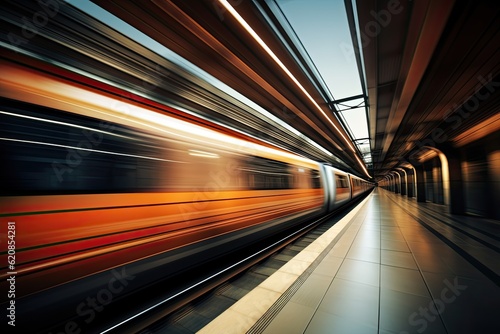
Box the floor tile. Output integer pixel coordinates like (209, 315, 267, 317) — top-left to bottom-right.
(421, 272, 500, 333)
(290, 273, 332, 309)
(346, 245, 380, 263)
(381, 239, 410, 252)
(305, 310, 378, 334)
(313, 255, 343, 277)
(380, 231, 406, 242)
(318, 278, 379, 327)
(335, 258, 380, 287)
(379, 288, 447, 334)
(352, 238, 381, 249)
(411, 253, 456, 275)
(261, 302, 315, 334)
(381, 265, 428, 297)
(381, 249, 418, 269)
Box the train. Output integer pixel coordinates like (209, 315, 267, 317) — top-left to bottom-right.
(0, 55, 372, 331)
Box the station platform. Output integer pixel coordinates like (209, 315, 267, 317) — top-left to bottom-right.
(197, 188, 500, 334)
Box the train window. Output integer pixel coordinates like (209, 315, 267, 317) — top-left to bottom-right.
(241, 156, 292, 190)
(336, 174, 349, 188)
(311, 169, 321, 189)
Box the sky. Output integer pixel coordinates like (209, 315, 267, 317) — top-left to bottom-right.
(277, 0, 369, 142)
(277, 0, 362, 100)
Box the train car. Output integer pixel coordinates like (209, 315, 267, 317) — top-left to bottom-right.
(321, 165, 354, 210)
(0, 56, 372, 330)
(350, 174, 371, 199)
(0, 56, 329, 296)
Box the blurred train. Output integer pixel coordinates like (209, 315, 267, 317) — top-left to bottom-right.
(0, 55, 372, 329)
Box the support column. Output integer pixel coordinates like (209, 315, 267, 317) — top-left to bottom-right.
(396, 168, 407, 196)
(437, 152, 450, 206)
(395, 172, 401, 194)
(407, 168, 415, 197)
(415, 164, 426, 202)
(443, 146, 465, 215)
(432, 159, 444, 204)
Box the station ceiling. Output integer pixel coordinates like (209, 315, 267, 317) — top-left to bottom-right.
(92, 0, 500, 180)
(355, 0, 500, 180)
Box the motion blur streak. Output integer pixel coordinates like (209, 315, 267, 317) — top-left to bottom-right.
(0, 56, 329, 297)
(0, 137, 184, 163)
(0, 48, 371, 331)
(0, 110, 129, 138)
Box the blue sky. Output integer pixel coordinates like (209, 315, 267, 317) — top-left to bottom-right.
(277, 0, 362, 100)
(277, 0, 369, 143)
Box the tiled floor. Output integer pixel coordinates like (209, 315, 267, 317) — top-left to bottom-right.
(198, 188, 500, 333)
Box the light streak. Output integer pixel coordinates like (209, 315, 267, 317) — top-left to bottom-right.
(0, 138, 184, 163)
(0, 111, 131, 140)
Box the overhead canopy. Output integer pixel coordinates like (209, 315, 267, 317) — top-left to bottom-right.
(65, 0, 500, 180)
